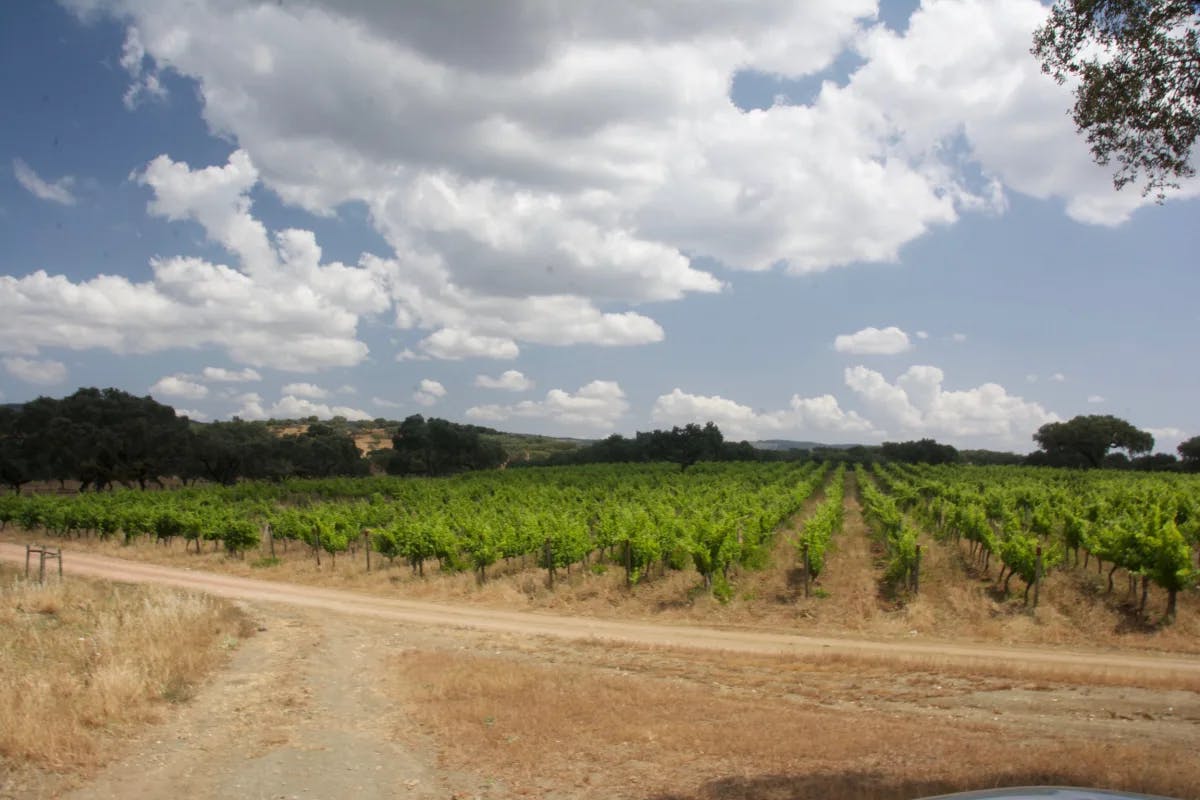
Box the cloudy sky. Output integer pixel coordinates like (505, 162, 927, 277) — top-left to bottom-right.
(1, 1, 1197, 452)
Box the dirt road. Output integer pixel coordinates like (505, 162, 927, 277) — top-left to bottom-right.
(2, 542, 1196, 679)
(5, 542, 1200, 800)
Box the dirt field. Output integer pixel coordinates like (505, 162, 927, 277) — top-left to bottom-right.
(1, 543, 1198, 800)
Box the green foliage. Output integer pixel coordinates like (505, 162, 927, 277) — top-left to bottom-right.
(388, 415, 506, 476)
(857, 465, 919, 591)
(1033, 0, 1200, 198)
(1179, 435, 1200, 470)
(1032, 415, 1155, 468)
(796, 465, 845, 580)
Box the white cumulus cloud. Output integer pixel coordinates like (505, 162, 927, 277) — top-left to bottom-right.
(1147, 427, 1187, 452)
(844, 364, 1057, 445)
(53, 0, 1189, 383)
(413, 379, 447, 407)
(202, 366, 262, 383)
(281, 382, 328, 399)
(475, 370, 534, 392)
(150, 374, 209, 400)
(1087, 395, 1105, 404)
(651, 387, 876, 442)
(834, 326, 912, 355)
(3, 356, 67, 385)
(466, 380, 628, 429)
(416, 328, 520, 360)
(267, 394, 372, 421)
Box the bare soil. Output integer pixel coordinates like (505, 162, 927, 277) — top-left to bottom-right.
(2, 541, 1200, 800)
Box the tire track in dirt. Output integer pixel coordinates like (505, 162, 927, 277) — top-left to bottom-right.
(2, 542, 1197, 681)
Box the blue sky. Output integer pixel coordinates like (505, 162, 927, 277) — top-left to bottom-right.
(1, 0, 1197, 452)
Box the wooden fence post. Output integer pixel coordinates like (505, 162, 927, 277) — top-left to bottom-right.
(912, 544, 922, 594)
(1033, 545, 1043, 608)
(363, 530, 371, 573)
(802, 542, 811, 598)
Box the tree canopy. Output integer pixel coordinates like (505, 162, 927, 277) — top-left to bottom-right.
(0, 388, 374, 492)
(1032, 0, 1200, 198)
(1032, 414, 1155, 468)
(880, 439, 960, 465)
(386, 415, 506, 476)
(1179, 434, 1200, 469)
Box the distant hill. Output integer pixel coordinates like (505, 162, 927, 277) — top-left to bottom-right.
(264, 419, 593, 462)
(481, 431, 595, 464)
(751, 439, 862, 451)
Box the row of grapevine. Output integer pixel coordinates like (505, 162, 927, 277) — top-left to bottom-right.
(878, 464, 1200, 618)
(0, 461, 830, 597)
(854, 465, 920, 593)
(795, 464, 845, 594)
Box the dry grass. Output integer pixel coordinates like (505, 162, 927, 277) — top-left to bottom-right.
(0, 564, 250, 777)
(391, 648, 1200, 800)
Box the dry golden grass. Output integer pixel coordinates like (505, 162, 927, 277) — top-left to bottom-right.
(391, 648, 1200, 800)
(0, 564, 249, 776)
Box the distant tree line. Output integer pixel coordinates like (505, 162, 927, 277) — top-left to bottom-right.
(384, 414, 506, 476)
(3, 389, 1196, 494)
(0, 388, 374, 493)
(526, 423, 766, 470)
(0, 390, 531, 493)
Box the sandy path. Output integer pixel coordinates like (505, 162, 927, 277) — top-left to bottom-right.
(2, 542, 1196, 679)
(55, 605, 446, 800)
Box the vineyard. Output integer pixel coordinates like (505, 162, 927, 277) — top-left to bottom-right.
(0, 462, 827, 602)
(2, 461, 1199, 625)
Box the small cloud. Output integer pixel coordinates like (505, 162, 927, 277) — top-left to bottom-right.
(233, 392, 266, 420)
(396, 348, 430, 362)
(418, 328, 520, 360)
(268, 395, 372, 421)
(1087, 395, 1105, 404)
(467, 380, 628, 429)
(1050, 373, 1066, 383)
(337, 384, 357, 395)
(1147, 426, 1185, 444)
(950, 332, 967, 343)
(1025, 374, 1038, 383)
(475, 370, 534, 392)
(150, 374, 208, 400)
(202, 366, 262, 383)
(13, 159, 77, 205)
(281, 382, 328, 399)
(413, 379, 447, 407)
(833, 326, 912, 356)
(372, 396, 404, 409)
(174, 408, 210, 421)
(3, 356, 67, 385)
(119, 27, 167, 109)
(915, 331, 929, 340)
